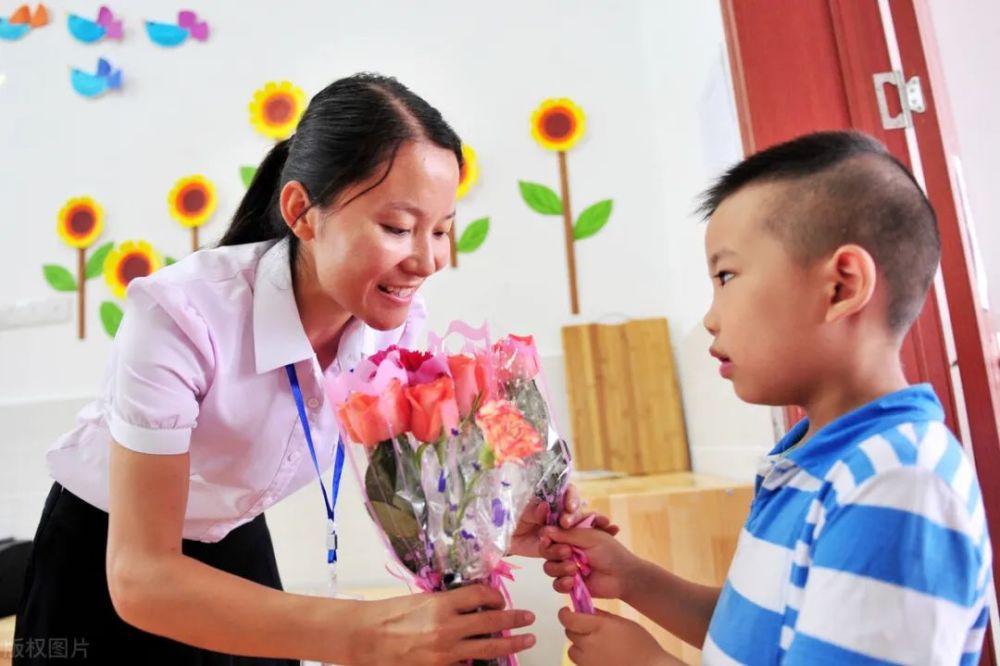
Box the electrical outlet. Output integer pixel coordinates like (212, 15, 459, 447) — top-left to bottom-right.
(0, 296, 74, 330)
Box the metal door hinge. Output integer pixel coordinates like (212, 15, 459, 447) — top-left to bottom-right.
(873, 71, 926, 130)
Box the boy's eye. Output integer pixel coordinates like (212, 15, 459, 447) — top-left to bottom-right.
(715, 271, 734, 286)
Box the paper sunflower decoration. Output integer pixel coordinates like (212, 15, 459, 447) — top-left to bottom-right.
(520, 98, 613, 314)
(99, 240, 164, 337)
(103, 241, 163, 299)
(249, 81, 305, 140)
(456, 143, 479, 200)
(168, 175, 217, 252)
(57, 196, 103, 249)
(531, 98, 586, 152)
(448, 143, 489, 268)
(43, 196, 113, 339)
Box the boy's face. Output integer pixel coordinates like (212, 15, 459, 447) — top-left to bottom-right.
(703, 182, 829, 406)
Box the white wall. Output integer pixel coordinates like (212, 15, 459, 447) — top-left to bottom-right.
(0, 2, 774, 663)
(924, 0, 1000, 331)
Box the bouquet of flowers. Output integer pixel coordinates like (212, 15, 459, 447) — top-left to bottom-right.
(325, 322, 594, 664)
(484, 332, 594, 613)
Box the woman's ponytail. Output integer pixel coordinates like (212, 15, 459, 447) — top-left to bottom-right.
(217, 138, 291, 247)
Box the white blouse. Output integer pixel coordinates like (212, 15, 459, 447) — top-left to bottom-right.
(47, 238, 426, 542)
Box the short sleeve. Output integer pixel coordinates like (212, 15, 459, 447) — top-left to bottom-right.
(109, 279, 214, 455)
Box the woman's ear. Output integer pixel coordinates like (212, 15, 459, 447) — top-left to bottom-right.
(823, 244, 878, 324)
(279, 181, 316, 242)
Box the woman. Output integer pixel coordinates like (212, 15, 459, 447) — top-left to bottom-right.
(15, 73, 599, 665)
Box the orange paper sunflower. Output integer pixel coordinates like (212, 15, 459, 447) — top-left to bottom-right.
(249, 81, 306, 140)
(169, 175, 217, 251)
(57, 196, 103, 249)
(456, 143, 479, 200)
(168, 175, 216, 228)
(104, 240, 163, 299)
(531, 98, 586, 152)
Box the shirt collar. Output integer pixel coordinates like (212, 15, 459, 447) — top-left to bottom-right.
(768, 383, 944, 480)
(252, 238, 316, 374)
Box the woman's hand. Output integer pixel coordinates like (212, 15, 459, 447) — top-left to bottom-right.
(509, 484, 620, 558)
(350, 584, 535, 665)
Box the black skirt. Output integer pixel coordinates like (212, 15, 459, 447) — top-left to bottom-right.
(14, 482, 300, 665)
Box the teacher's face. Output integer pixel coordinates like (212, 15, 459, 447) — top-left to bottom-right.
(296, 140, 459, 331)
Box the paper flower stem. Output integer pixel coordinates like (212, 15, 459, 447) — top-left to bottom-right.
(449, 225, 458, 268)
(558, 151, 580, 314)
(77, 248, 86, 339)
(192, 226, 199, 253)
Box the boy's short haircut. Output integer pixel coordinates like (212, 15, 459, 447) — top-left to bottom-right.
(698, 130, 940, 333)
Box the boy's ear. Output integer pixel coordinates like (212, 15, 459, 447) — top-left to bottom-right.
(279, 180, 317, 242)
(822, 244, 877, 324)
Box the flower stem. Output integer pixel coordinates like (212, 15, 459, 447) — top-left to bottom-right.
(77, 248, 85, 339)
(449, 467, 484, 568)
(454, 469, 483, 528)
(449, 225, 458, 268)
(557, 150, 579, 314)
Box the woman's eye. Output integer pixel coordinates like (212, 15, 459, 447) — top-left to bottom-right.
(381, 224, 410, 236)
(433, 230, 449, 239)
(715, 271, 734, 286)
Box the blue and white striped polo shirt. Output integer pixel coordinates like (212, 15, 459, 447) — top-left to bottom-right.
(704, 384, 992, 665)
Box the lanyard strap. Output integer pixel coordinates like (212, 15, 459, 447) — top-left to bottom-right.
(285, 364, 344, 564)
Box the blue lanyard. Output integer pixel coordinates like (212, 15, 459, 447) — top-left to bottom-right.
(284, 364, 344, 565)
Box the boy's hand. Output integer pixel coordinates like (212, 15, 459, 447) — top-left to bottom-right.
(560, 607, 678, 665)
(540, 525, 637, 600)
(509, 484, 620, 558)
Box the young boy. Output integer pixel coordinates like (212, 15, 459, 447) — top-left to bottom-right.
(542, 131, 993, 665)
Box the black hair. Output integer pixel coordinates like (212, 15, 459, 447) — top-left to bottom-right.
(219, 72, 463, 259)
(698, 130, 940, 332)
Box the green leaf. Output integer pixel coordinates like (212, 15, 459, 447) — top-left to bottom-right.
(369, 500, 420, 540)
(165, 256, 177, 266)
(43, 265, 76, 292)
(84, 242, 114, 280)
(362, 439, 429, 572)
(573, 199, 613, 241)
(456, 217, 490, 254)
(240, 166, 257, 188)
(519, 181, 563, 215)
(478, 444, 496, 470)
(100, 301, 123, 338)
(364, 439, 399, 507)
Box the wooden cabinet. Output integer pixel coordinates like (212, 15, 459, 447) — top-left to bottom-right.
(573, 472, 754, 664)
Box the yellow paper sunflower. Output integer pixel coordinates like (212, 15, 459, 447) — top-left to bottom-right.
(531, 98, 586, 152)
(57, 196, 104, 249)
(168, 175, 217, 228)
(104, 240, 163, 299)
(456, 143, 479, 200)
(249, 81, 306, 140)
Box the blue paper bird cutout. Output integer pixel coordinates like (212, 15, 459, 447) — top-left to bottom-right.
(70, 57, 122, 98)
(145, 10, 208, 47)
(0, 17, 30, 40)
(68, 6, 122, 44)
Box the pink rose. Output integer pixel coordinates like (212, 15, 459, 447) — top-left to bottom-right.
(493, 334, 541, 383)
(405, 376, 460, 443)
(336, 379, 411, 447)
(447, 353, 490, 418)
